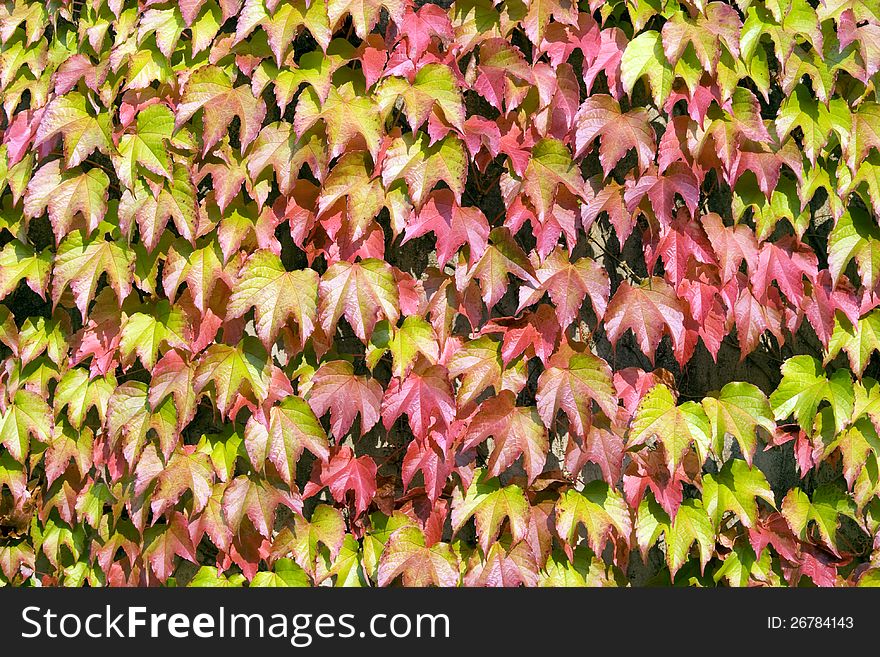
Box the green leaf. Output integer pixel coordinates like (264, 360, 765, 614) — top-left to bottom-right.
(621, 30, 673, 106)
(666, 499, 714, 578)
(112, 103, 174, 188)
(702, 459, 775, 529)
(250, 559, 310, 587)
(0, 389, 53, 462)
(629, 384, 711, 472)
(554, 483, 632, 557)
(701, 382, 775, 465)
(227, 249, 319, 350)
(450, 470, 530, 552)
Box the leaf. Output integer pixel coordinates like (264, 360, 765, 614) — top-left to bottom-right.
(175, 65, 267, 155)
(701, 382, 775, 465)
(521, 138, 584, 223)
(222, 474, 300, 538)
(401, 191, 488, 267)
(827, 207, 880, 290)
(0, 239, 51, 300)
(517, 248, 609, 329)
(381, 362, 455, 439)
(24, 160, 110, 244)
(450, 470, 529, 552)
(193, 337, 271, 418)
(227, 249, 318, 350)
(151, 449, 215, 516)
(770, 356, 842, 432)
(781, 485, 859, 556)
(666, 499, 714, 578)
(620, 30, 673, 106)
(274, 504, 345, 577)
(574, 94, 655, 175)
(327, 0, 405, 39)
(144, 513, 198, 583)
(0, 390, 52, 463)
(464, 227, 539, 309)
(52, 229, 135, 319)
(119, 300, 187, 370)
(558, 480, 632, 558)
(250, 558, 311, 587)
(447, 336, 503, 407)
(629, 384, 711, 473)
(112, 103, 174, 188)
(826, 310, 880, 377)
(703, 459, 775, 529)
(376, 526, 459, 587)
(604, 277, 687, 364)
(34, 92, 111, 167)
(318, 259, 399, 342)
(305, 446, 377, 516)
(464, 391, 549, 483)
(267, 395, 329, 486)
(536, 339, 617, 437)
(376, 63, 465, 130)
(307, 361, 383, 438)
(386, 316, 440, 378)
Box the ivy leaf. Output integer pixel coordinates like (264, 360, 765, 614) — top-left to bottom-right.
(112, 103, 174, 188)
(0, 390, 52, 463)
(377, 63, 464, 131)
(304, 446, 377, 516)
(620, 30, 673, 106)
(827, 207, 880, 290)
(222, 474, 301, 538)
(826, 310, 880, 377)
(450, 470, 529, 552)
(536, 339, 617, 437)
(628, 384, 711, 473)
(574, 94, 655, 175)
(376, 526, 459, 587)
(33, 92, 111, 168)
(701, 382, 775, 465)
(119, 300, 188, 370)
(268, 395, 330, 486)
(0, 239, 52, 301)
(327, 0, 405, 39)
(149, 350, 198, 432)
(318, 259, 399, 343)
(386, 316, 440, 378)
(24, 160, 110, 244)
(273, 504, 345, 577)
(447, 336, 503, 407)
(554, 483, 632, 558)
(250, 559, 311, 587)
(781, 485, 859, 556)
(144, 513, 198, 583)
(381, 362, 456, 439)
(52, 230, 135, 320)
(666, 499, 715, 578)
(151, 449, 215, 516)
(703, 459, 775, 529)
(193, 337, 272, 419)
(517, 248, 609, 329)
(770, 356, 841, 432)
(227, 250, 318, 350)
(464, 227, 539, 309)
(604, 277, 687, 364)
(464, 391, 549, 483)
(521, 138, 584, 223)
(175, 65, 267, 155)
(401, 191, 488, 267)
(307, 361, 383, 437)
